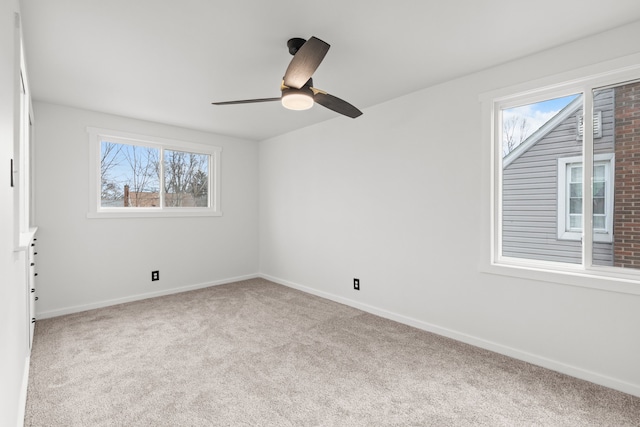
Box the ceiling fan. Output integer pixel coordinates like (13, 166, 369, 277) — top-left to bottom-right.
(212, 37, 363, 118)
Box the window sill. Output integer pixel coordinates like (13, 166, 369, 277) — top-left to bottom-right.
(87, 210, 222, 219)
(14, 227, 38, 252)
(557, 232, 613, 243)
(480, 260, 640, 296)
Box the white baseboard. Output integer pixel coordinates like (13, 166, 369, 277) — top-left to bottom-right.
(36, 273, 260, 319)
(260, 273, 640, 398)
(17, 353, 30, 427)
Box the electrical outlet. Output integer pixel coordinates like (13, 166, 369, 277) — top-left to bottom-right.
(151, 270, 159, 281)
(354, 278, 360, 290)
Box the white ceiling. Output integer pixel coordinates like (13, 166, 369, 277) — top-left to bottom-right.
(19, 1, 640, 141)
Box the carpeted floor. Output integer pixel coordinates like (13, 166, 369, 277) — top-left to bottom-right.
(25, 278, 640, 426)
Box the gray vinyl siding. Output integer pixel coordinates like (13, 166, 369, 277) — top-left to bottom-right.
(502, 89, 614, 265)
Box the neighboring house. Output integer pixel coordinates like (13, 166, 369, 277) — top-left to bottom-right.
(502, 81, 640, 267)
(102, 185, 203, 208)
(612, 81, 640, 269)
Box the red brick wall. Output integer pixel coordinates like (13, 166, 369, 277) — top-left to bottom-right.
(613, 81, 640, 268)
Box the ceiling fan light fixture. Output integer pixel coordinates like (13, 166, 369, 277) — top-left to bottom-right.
(281, 88, 314, 111)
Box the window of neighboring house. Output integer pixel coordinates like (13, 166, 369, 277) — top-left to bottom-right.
(557, 154, 614, 243)
(88, 128, 222, 218)
(484, 60, 640, 294)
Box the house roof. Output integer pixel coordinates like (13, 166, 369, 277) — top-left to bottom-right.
(503, 96, 583, 168)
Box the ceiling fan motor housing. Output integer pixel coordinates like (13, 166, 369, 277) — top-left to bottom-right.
(287, 38, 307, 55)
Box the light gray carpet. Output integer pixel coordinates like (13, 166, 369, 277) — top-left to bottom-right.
(25, 278, 640, 426)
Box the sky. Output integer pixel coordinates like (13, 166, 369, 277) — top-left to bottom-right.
(502, 94, 580, 155)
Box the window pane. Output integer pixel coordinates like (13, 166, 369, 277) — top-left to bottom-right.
(595, 80, 640, 268)
(570, 215, 582, 229)
(593, 198, 605, 214)
(163, 150, 209, 207)
(593, 215, 605, 230)
(101, 141, 160, 207)
(570, 183, 582, 198)
(570, 198, 582, 214)
(593, 182, 605, 198)
(594, 165, 605, 181)
(502, 93, 582, 264)
(570, 166, 582, 182)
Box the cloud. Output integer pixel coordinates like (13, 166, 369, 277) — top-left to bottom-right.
(504, 104, 560, 140)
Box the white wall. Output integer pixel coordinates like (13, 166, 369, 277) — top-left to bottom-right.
(1, 1, 31, 426)
(33, 103, 259, 317)
(259, 21, 640, 396)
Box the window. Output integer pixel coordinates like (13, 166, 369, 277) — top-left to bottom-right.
(557, 154, 613, 242)
(14, 27, 35, 248)
(500, 93, 585, 265)
(485, 59, 640, 293)
(88, 128, 221, 218)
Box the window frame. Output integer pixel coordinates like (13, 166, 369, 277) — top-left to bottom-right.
(87, 127, 222, 218)
(480, 54, 640, 296)
(14, 21, 36, 250)
(557, 154, 614, 243)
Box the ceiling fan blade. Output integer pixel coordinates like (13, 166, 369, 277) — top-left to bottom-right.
(212, 97, 280, 105)
(313, 91, 363, 118)
(283, 37, 330, 89)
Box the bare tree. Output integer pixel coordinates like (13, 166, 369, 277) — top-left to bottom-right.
(503, 115, 530, 156)
(122, 146, 160, 207)
(190, 169, 208, 205)
(100, 142, 124, 202)
(164, 151, 208, 207)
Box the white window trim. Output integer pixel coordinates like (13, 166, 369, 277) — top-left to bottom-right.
(557, 154, 614, 243)
(87, 127, 222, 218)
(14, 15, 36, 250)
(479, 52, 640, 296)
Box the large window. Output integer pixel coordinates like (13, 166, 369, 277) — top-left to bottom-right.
(487, 61, 640, 291)
(14, 30, 35, 248)
(88, 128, 221, 217)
